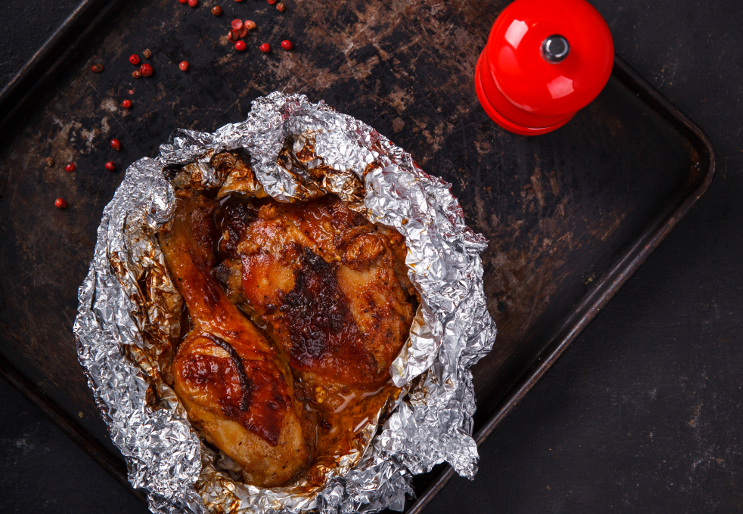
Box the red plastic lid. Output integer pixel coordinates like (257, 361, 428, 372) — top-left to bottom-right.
(475, 0, 614, 134)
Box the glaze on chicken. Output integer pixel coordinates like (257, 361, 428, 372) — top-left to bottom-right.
(159, 177, 415, 487)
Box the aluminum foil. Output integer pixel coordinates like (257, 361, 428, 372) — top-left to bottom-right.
(74, 92, 497, 514)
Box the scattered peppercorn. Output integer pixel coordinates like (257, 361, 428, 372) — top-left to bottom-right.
(281, 40, 293, 50)
(128, 89, 134, 94)
(90, 64, 104, 73)
(129, 54, 140, 65)
(140, 63, 153, 76)
(211, 5, 222, 15)
(132, 70, 142, 78)
(228, 30, 240, 43)
(188, 0, 198, 6)
(45, 157, 55, 167)
(143, 49, 153, 58)
(260, 43, 271, 53)
(232, 19, 247, 37)
(178, 0, 187, 3)
(276, 2, 285, 11)
(105, 161, 116, 171)
(179, 61, 189, 71)
(65, 163, 76, 173)
(235, 40, 247, 51)
(55, 198, 67, 209)
(122, 99, 132, 108)
(244, 20, 256, 30)
(111, 139, 122, 151)
(267, 0, 276, 4)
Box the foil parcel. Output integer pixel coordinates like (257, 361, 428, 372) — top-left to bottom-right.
(73, 92, 497, 514)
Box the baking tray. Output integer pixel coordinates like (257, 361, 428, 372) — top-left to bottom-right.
(0, 0, 714, 511)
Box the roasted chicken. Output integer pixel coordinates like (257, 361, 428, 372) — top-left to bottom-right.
(159, 175, 415, 487)
(215, 195, 416, 412)
(159, 195, 314, 487)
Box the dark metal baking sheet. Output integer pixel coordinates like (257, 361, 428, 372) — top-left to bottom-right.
(0, 0, 714, 511)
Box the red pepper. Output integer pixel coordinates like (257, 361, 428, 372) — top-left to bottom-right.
(105, 161, 116, 171)
(90, 64, 104, 73)
(129, 54, 140, 65)
(179, 61, 189, 71)
(122, 99, 132, 108)
(55, 198, 67, 209)
(140, 63, 153, 77)
(111, 139, 122, 151)
(235, 40, 247, 51)
(281, 40, 293, 50)
(65, 163, 76, 173)
(260, 43, 271, 53)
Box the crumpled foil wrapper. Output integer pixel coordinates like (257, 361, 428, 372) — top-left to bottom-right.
(73, 92, 497, 514)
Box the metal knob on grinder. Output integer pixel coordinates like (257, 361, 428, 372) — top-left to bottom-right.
(474, 0, 614, 135)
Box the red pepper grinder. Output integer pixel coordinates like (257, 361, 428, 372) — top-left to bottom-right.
(475, 0, 614, 135)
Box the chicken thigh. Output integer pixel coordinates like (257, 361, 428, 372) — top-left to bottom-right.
(216, 195, 416, 411)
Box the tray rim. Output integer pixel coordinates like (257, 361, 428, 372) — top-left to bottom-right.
(0, 0, 716, 510)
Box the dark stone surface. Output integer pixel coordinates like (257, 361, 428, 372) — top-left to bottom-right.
(0, 0, 79, 89)
(0, 378, 146, 513)
(0, 1, 741, 513)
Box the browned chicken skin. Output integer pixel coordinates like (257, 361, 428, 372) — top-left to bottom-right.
(216, 195, 416, 411)
(158, 179, 415, 487)
(159, 195, 314, 487)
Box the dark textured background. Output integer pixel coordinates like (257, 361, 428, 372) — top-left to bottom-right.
(1, 0, 741, 512)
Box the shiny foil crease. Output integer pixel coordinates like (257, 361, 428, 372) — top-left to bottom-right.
(74, 92, 497, 514)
